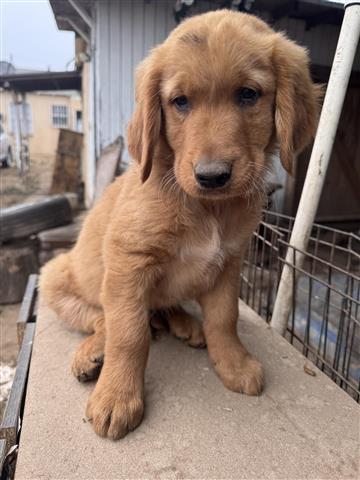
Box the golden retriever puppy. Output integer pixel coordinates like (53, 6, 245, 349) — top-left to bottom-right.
(40, 10, 320, 440)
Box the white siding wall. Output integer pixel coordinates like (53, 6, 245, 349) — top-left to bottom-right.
(94, 0, 360, 160)
(95, 0, 176, 157)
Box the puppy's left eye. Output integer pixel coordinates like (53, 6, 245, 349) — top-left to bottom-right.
(172, 95, 190, 112)
(236, 87, 260, 106)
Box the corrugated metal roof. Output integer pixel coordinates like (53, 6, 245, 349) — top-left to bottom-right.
(49, 0, 93, 38)
(0, 71, 82, 92)
(49, 0, 346, 33)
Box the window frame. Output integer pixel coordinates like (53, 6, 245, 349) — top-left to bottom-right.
(51, 104, 69, 128)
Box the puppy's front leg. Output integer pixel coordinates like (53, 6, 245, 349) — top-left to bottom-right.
(86, 265, 152, 440)
(199, 259, 263, 395)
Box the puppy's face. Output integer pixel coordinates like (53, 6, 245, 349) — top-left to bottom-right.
(127, 11, 321, 200)
(161, 19, 276, 199)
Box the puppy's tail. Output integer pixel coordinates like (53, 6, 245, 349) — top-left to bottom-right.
(39, 253, 102, 333)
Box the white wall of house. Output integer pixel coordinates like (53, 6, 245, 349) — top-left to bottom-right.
(94, 0, 175, 157)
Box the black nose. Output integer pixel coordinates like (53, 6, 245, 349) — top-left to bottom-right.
(194, 162, 232, 189)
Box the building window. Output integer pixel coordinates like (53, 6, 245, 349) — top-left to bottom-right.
(9, 102, 33, 136)
(51, 105, 68, 128)
(74, 110, 83, 132)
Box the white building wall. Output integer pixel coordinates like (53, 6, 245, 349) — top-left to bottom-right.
(95, 0, 176, 156)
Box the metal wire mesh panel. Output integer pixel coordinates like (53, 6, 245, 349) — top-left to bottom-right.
(240, 211, 360, 402)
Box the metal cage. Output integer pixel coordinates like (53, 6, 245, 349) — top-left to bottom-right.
(240, 211, 360, 402)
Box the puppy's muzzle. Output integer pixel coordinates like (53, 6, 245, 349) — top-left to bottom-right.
(194, 161, 232, 189)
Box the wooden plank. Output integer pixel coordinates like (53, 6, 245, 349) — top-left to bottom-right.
(293, 86, 360, 222)
(316, 87, 360, 221)
(0, 195, 73, 242)
(0, 323, 36, 451)
(0, 240, 38, 304)
(95, 137, 123, 200)
(0, 439, 7, 475)
(37, 223, 80, 249)
(16, 274, 38, 348)
(333, 133, 360, 206)
(50, 128, 83, 194)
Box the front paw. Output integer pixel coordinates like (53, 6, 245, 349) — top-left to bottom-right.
(86, 381, 144, 440)
(214, 354, 263, 396)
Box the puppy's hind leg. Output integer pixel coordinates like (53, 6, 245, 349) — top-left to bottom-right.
(161, 306, 206, 348)
(40, 253, 106, 381)
(39, 253, 102, 333)
(71, 317, 106, 382)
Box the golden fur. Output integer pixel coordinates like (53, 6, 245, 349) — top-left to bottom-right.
(40, 10, 320, 440)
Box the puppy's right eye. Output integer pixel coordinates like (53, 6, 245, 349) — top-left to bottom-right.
(172, 95, 190, 112)
(235, 87, 260, 107)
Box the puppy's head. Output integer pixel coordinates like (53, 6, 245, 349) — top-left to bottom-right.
(127, 10, 321, 199)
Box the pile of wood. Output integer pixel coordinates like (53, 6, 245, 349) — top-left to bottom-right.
(1, 132, 124, 304)
(0, 195, 75, 303)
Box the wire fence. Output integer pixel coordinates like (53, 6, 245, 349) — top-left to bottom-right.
(239, 211, 360, 402)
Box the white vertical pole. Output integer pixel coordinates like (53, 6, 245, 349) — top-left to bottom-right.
(11, 91, 22, 172)
(85, 5, 96, 207)
(271, 2, 360, 335)
(20, 92, 30, 173)
(86, 52, 96, 207)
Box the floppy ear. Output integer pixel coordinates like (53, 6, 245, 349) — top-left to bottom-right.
(127, 55, 162, 182)
(273, 34, 322, 174)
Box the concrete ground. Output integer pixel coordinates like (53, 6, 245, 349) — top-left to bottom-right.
(15, 299, 359, 480)
(1, 155, 55, 208)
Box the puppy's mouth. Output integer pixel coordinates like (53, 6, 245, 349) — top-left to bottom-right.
(195, 183, 231, 198)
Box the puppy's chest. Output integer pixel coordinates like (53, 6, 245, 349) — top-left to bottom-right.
(179, 224, 223, 267)
(176, 218, 242, 266)
(155, 221, 241, 304)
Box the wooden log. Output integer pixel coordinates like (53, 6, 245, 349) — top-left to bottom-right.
(0, 240, 39, 304)
(0, 195, 72, 243)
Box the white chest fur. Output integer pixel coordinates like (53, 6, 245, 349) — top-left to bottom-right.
(151, 216, 242, 308)
(178, 222, 224, 268)
(154, 222, 225, 305)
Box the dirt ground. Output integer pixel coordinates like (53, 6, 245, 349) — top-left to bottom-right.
(0, 155, 55, 208)
(1, 155, 56, 418)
